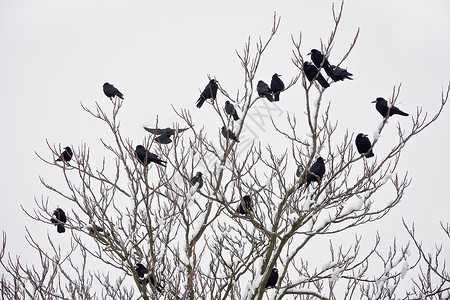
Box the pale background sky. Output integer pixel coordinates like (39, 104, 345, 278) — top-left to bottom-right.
(1, 0, 449, 295)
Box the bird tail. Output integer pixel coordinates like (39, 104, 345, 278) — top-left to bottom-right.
(324, 64, 334, 77)
(274, 93, 280, 102)
(157, 160, 167, 167)
(117, 92, 124, 99)
(318, 77, 330, 89)
(366, 151, 375, 158)
(398, 111, 409, 116)
(233, 113, 239, 121)
(196, 97, 204, 108)
(57, 225, 65, 233)
(266, 93, 275, 102)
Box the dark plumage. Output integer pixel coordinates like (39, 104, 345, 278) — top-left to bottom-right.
(135, 145, 167, 167)
(50, 208, 67, 233)
(372, 97, 409, 118)
(355, 133, 374, 158)
(236, 195, 252, 215)
(308, 49, 334, 77)
(265, 268, 279, 289)
(56, 146, 73, 163)
(103, 82, 124, 100)
(144, 126, 190, 144)
(299, 157, 326, 188)
(331, 65, 353, 81)
(87, 224, 103, 236)
(225, 101, 239, 121)
(221, 126, 239, 142)
(190, 172, 204, 189)
(197, 79, 218, 108)
(135, 263, 148, 278)
(257, 80, 274, 102)
(270, 74, 285, 102)
(303, 62, 330, 88)
(135, 263, 163, 292)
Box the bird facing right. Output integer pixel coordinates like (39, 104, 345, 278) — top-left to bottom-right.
(298, 157, 326, 189)
(191, 172, 204, 189)
(270, 74, 285, 101)
(265, 268, 279, 289)
(197, 79, 218, 108)
(236, 195, 252, 215)
(355, 133, 374, 158)
(372, 97, 409, 118)
(50, 208, 67, 233)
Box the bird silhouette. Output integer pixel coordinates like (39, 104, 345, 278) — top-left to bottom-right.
(270, 74, 285, 101)
(225, 101, 239, 121)
(372, 98, 408, 118)
(331, 65, 353, 81)
(221, 126, 239, 142)
(236, 195, 252, 215)
(191, 172, 204, 189)
(303, 62, 329, 88)
(144, 126, 190, 144)
(50, 208, 67, 233)
(56, 146, 73, 163)
(197, 79, 218, 108)
(265, 268, 279, 289)
(257, 80, 274, 102)
(298, 157, 326, 188)
(135, 145, 167, 167)
(103, 82, 124, 100)
(355, 133, 374, 158)
(308, 49, 334, 77)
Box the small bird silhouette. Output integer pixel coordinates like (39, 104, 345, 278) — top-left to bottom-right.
(56, 146, 73, 163)
(135, 263, 163, 292)
(144, 126, 190, 144)
(372, 97, 409, 118)
(270, 74, 285, 102)
(331, 65, 353, 81)
(221, 126, 239, 142)
(197, 79, 218, 108)
(257, 80, 274, 102)
(50, 208, 67, 233)
(135, 145, 167, 167)
(225, 101, 239, 121)
(308, 49, 334, 77)
(191, 172, 204, 189)
(103, 82, 124, 99)
(236, 195, 252, 215)
(265, 268, 279, 289)
(298, 157, 326, 189)
(355, 133, 374, 158)
(303, 62, 329, 88)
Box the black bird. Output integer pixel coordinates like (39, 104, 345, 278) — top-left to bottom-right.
(308, 49, 334, 77)
(221, 126, 239, 142)
(331, 65, 353, 81)
(270, 74, 285, 102)
(236, 195, 252, 215)
(154, 133, 172, 144)
(50, 208, 67, 233)
(87, 224, 103, 236)
(135, 145, 167, 167)
(144, 126, 190, 144)
(299, 157, 326, 188)
(355, 133, 374, 158)
(103, 82, 124, 100)
(372, 97, 409, 118)
(303, 62, 330, 88)
(225, 101, 240, 121)
(56, 146, 73, 163)
(257, 80, 274, 102)
(135, 263, 148, 278)
(191, 172, 203, 189)
(265, 268, 279, 289)
(197, 79, 218, 108)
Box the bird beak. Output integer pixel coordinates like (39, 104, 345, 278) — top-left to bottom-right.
(371, 100, 377, 103)
(363, 134, 368, 137)
(307, 52, 311, 55)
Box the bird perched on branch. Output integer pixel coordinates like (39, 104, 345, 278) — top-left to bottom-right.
(221, 126, 239, 142)
(331, 65, 353, 81)
(298, 157, 326, 189)
(257, 80, 274, 102)
(135, 145, 167, 167)
(303, 62, 330, 88)
(51, 208, 67, 233)
(135, 263, 163, 292)
(197, 79, 218, 108)
(225, 101, 239, 121)
(265, 268, 279, 289)
(270, 74, 285, 102)
(143, 126, 190, 144)
(372, 97, 408, 118)
(236, 195, 252, 215)
(103, 82, 124, 100)
(308, 49, 334, 77)
(355, 133, 374, 158)
(56, 146, 73, 163)
(190, 172, 204, 189)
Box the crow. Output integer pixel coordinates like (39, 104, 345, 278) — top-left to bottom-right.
(135, 263, 163, 292)
(197, 79, 218, 108)
(103, 82, 124, 99)
(355, 133, 374, 158)
(135, 145, 167, 167)
(236, 195, 252, 215)
(225, 101, 239, 121)
(331, 65, 353, 81)
(50, 208, 67, 233)
(303, 62, 330, 88)
(56, 146, 73, 163)
(298, 157, 326, 188)
(372, 97, 409, 118)
(190, 172, 203, 189)
(221, 126, 239, 142)
(270, 74, 285, 102)
(308, 49, 334, 77)
(257, 80, 274, 102)
(135, 263, 148, 278)
(143, 126, 190, 144)
(265, 268, 279, 289)
(87, 224, 103, 236)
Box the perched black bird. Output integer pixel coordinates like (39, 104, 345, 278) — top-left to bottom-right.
(355, 133, 374, 158)
(197, 79, 218, 108)
(135, 263, 148, 278)
(265, 268, 279, 289)
(331, 65, 353, 81)
(221, 126, 239, 142)
(270, 74, 285, 102)
(135, 145, 167, 167)
(191, 172, 204, 189)
(257, 80, 274, 102)
(236, 195, 252, 215)
(135, 263, 163, 292)
(56, 146, 73, 163)
(372, 97, 409, 118)
(308, 49, 334, 77)
(144, 126, 190, 144)
(103, 82, 124, 100)
(303, 62, 330, 88)
(50, 208, 67, 233)
(225, 101, 240, 121)
(298, 157, 326, 188)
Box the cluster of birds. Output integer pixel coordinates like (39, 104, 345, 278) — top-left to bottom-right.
(50, 50, 409, 290)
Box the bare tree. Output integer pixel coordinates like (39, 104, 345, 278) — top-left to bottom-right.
(1, 2, 449, 300)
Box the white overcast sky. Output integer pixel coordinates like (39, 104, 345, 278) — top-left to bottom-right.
(1, 0, 449, 293)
